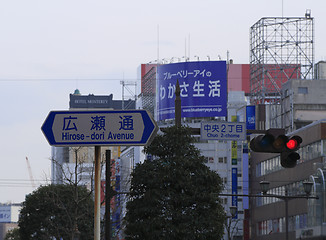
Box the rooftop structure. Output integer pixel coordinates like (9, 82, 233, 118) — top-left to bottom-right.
(250, 13, 314, 104)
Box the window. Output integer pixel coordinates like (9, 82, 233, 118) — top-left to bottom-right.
(223, 177, 227, 184)
(298, 87, 308, 94)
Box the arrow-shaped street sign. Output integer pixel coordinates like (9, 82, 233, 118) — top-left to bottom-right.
(41, 110, 158, 146)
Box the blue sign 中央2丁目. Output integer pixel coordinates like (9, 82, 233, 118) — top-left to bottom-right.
(157, 61, 227, 120)
(200, 122, 246, 141)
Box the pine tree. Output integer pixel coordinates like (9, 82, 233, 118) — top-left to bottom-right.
(124, 126, 226, 240)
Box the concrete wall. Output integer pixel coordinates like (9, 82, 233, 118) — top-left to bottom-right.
(282, 79, 326, 133)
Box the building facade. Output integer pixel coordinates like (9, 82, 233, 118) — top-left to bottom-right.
(249, 120, 326, 239)
(248, 75, 326, 239)
(282, 76, 326, 133)
(0, 204, 21, 240)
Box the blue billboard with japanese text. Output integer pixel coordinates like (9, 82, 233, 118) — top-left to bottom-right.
(157, 61, 227, 120)
(246, 105, 256, 130)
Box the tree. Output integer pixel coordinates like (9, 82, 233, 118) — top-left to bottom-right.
(4, 228, 20, 240)
(19, 184, 94, 240)
(124, 126, 226, 239)
(225, 218, 241, 240)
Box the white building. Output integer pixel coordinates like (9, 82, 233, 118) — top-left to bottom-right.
(0, 204, 21, 240)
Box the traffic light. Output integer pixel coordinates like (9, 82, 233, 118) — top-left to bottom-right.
(250, 129, 302, 168)
(250, 129, 286, 153)
(281, 136, 302, 168)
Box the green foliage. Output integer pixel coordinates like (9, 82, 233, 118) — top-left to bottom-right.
(19, 184, 94, 240)
(4, 228, 20, 240)
(124, 126, 226, 240)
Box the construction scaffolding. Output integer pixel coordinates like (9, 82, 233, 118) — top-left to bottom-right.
(121, 81, 137, 110)
(250, 13, 314, 105)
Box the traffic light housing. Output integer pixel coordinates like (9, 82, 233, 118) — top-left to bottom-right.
(250, 129, 302, 168)
(281, 136, 302, 168)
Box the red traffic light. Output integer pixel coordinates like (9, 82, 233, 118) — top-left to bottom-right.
(286, 139, 298, 150)
(249, 129, 303, 168)
(282, 135, 302, 168)
(285, 136, 302, 151)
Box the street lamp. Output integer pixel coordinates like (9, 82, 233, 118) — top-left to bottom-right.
(229, 206, 237, 217)
(259, 180, 270, 194)
(259, 180, 314, 195)
(303, 181, 313, 195)
(259, 180, 315, 240)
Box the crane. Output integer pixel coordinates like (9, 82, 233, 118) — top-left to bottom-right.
(25, 157, 36, 188)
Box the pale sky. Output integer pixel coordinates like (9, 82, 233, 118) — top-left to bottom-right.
(1, 0, 326, 203)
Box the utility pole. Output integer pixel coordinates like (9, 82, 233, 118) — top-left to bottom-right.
(105, 150, 112, 240)
(94, 146, 101, 240)
(175, 80, 181, 127)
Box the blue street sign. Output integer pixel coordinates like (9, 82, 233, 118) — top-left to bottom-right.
(41, 110, 158, 146)
(200, 122, 246, 141)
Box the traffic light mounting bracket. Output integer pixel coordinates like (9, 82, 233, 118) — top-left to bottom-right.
(247, 128, 285, 135)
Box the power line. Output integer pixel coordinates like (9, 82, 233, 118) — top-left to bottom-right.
(0, 179, 48, 182)
(0, 78, 141, 82)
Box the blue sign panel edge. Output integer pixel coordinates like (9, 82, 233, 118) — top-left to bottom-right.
(140, 110, 155, 144)
(41, 111, 56, 146)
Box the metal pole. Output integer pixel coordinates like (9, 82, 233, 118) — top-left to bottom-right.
(105, 150, 111, 240)
(94, 146, 101, 240)
(285, 189, 289, 240)
(175, 80, 181, 128)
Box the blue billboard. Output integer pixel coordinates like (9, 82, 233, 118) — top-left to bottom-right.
(232, 167, 238, 219)
(246, 105, 256, 130)
(157, 61, 227, 120)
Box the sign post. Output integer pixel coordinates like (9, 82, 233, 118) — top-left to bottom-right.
(94, 146, 101, 240)
(42, 109, 158, 240)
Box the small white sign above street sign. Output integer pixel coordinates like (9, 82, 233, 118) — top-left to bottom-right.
(200, 122, 246, 141)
